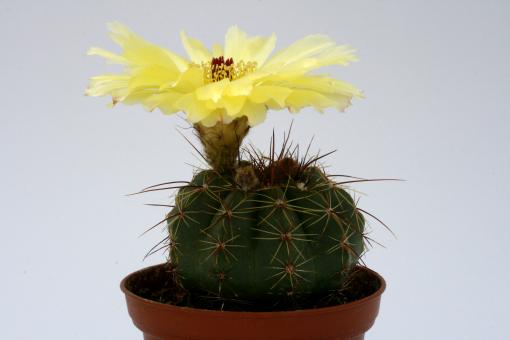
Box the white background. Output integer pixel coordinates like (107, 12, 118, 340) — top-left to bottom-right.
(2, 1, 509, 339)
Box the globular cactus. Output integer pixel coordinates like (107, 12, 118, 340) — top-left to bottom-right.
(165, 130, 366, 309)
(86, 23, 375, 310)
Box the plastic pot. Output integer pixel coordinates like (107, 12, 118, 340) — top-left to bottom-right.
(121, 263, 385, 340)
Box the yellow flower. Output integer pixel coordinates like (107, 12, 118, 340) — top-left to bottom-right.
(86, 22, 362, 127)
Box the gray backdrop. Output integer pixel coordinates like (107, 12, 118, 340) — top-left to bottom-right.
(1, 0, 509, 339)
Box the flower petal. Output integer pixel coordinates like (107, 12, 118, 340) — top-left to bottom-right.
(224, 26, 248, 62)
(143, 91, 183, 114)
(285, 89, 338, 112)
(244, 34, 276, 66)
(199, 110, 225, 127)
(249, 85, 291, 107)
(263, 35, 334, 67)
(180, 31, 212, 63)
(195, 79, 229, 102)
(86, 74, 130, 97)
(221, 96, 247, 116)
(128, 65, 180, 91)
(160, 65, 203, 92)
(261, 34, 357, 74)
(224, 26, 276, 66)
(108, 22, 189, 71)
(174, 93, 213, 123)
(277, 45, 358, 74)
(241, 100, 268, 125)
(223, 79, 253, 97)
(212, 43, 224, 57)
(87, 47, 127, 64)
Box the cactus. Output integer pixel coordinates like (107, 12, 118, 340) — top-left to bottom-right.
(164, 123, 366, 309)
(86, 23, 379, 310)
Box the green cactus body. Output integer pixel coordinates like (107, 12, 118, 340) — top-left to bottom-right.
(167, 163, 365, 309)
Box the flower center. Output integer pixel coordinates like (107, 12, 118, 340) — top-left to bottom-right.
(202, 56, 257, 83)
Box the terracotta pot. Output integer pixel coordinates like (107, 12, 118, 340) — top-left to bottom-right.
(121, 264, 386, 340)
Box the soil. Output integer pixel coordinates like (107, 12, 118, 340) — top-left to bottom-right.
(125, 263, 381, 312)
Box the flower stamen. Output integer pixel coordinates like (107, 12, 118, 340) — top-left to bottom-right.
(202, 56, 257, 83)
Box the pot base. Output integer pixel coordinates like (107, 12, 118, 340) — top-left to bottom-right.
(143, 335, 366, 340)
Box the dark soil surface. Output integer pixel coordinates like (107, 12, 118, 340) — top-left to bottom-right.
(125, 263, 381, 312)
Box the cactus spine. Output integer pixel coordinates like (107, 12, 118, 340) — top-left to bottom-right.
(165, 123, 366, 309)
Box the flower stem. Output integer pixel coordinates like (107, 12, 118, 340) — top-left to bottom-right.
(194, 117, 250, 173)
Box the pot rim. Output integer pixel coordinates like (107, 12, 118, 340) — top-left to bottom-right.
(120, 263, 386, 318)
